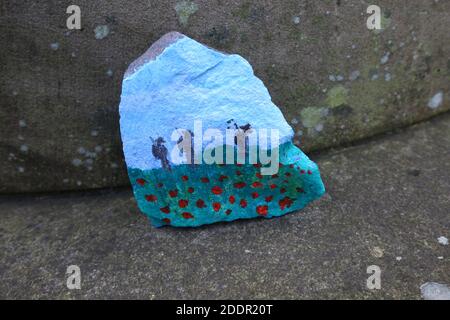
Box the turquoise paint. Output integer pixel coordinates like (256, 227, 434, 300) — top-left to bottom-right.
(128, 142, 325, 227)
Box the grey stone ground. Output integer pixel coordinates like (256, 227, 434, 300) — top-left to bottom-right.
(1, 114, 449, 299)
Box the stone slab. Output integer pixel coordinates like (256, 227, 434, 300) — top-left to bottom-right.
(1, 0, 449, 192)
(0, 113, 449, 298)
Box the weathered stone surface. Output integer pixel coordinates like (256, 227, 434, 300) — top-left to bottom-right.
(420, 282, 450, 300)
(120, 32, 324, 227)
(1, 0, 449, 192)
(1, 114, 449, 298)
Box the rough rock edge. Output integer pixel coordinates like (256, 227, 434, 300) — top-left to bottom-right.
(124, 31, 185, 78)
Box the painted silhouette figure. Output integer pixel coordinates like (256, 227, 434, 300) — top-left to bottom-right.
(226, 119, 253, 145)
(176, 129, 195, 166)
(151, 136, 171, 171)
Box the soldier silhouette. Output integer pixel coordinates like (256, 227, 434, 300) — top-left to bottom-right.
(151, 136, 171, 171)
(176, 129, 195, 166)
(226, 119, 252, 145)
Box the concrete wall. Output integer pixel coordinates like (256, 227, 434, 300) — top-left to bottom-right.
(1, 0, 449, 192)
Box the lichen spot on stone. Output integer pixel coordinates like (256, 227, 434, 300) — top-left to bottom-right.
(94, 25, 110, 40)
(326, 85, 349, 108)
(300, 107, 328, 129)
(175, 1, 199, 26)
(380, 52, 390, 65)
(349, 70, 360, 81)
(72, 158, 83, 167)
(50, 42, 59, 50)
(427, 91, 444, 109)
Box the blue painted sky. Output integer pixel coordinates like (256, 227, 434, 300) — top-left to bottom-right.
(120, 35, 294, 170)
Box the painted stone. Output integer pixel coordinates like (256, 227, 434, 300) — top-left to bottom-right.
(119, 32, 325, 227)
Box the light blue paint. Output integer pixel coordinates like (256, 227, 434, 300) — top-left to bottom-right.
(120, 36, 293, 170)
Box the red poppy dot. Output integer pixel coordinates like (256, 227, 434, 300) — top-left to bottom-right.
(251, 181, 263, 188)
(272, 174, 279, 179)
(256, 172, 263, 179)
(169, 189, 178, 198)
(280, 188, 286, 194)
(188, 187, 194, 193)
(182, 212, 194, 219)
(240, 199, 247, 208)
(234, 182, 246, 189)
(196, 199, 206, 208)
(279, 197, 294, 210)
(300, 170, 306, 174)
(213, 202, 221, 212)
(225, 209, 232, 215)
(251, 192, 259, 199)
(307, 170, 312, 175)
(289, 164, 294, 168)
(265, 196, 273, 202)
(136, 178, 146, 186)
(160, 206, 170, 214)
(181, 175, 188, 181)
(256, 205, 268, 216)
(211, 186, 223, 195)
(145, 194, 157, 202)
(270, 184, 277, 189)
(218, 175, 228, 182)
(236, 170, 242, 176)
(236, 163, 243, 167)
(178, 199, 188, 208)
(253, 163, 262, 168)
(285, 172, 292, 177)
(162, 218, 171, 224)
(201, 177, 210, 183)
(282, 180, 289, 184)
(229, 195, 236, 204)
(279, 163, 283, 168)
